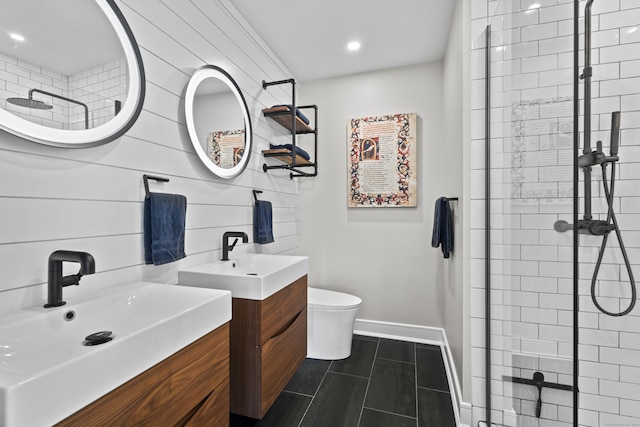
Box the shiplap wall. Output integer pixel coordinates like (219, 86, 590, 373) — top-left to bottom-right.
(0, 0, 303, 314)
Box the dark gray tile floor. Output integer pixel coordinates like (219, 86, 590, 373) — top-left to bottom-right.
(230, 335, 456, 427)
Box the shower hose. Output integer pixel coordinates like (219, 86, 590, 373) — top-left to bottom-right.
(591, 160, 637, 316)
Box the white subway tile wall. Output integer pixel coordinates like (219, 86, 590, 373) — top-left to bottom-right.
(471, 0, 640, 426)
(69, 58, 127, 129)
(0, 55, 69, 129)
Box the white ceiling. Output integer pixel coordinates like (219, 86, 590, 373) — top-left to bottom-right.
(228, 0, 457, 82)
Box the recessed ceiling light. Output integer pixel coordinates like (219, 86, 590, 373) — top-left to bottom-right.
(347, 41, 361, 51)
(9, 33, 25, 42)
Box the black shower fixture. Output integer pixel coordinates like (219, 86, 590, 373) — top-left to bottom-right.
(7, 88, 89, 129)
(555, 0, 636, 317)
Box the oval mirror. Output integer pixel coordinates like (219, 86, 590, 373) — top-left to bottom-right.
(0, 0, 145, 147)
(185, 65, 252, 179)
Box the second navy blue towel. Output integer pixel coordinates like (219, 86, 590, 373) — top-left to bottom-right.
(254, 200, 274, 244)
(431, 197, 453, 258)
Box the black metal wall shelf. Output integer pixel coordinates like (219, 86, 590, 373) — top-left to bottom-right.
(261, 78, 318, 179)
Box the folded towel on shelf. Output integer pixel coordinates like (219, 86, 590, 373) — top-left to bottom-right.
(269, 143, 311, 161)
(254, 200, 275, 244)
(272, 104, 310, 124)
(431, 197, 453, 258)
(144, 192, 187, 265)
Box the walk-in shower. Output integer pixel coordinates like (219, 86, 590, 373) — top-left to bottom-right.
(473, 0, 640, 425)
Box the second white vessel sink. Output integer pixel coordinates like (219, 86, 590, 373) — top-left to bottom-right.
(178, 254, 309, 300)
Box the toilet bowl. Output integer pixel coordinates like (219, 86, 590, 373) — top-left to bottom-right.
(307, 287, 362, 360)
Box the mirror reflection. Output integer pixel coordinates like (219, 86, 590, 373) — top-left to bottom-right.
(1, 0, 126, 130)
(0, 0, 145, 147)
(185, 65, 252, 179)
(193, 77, 246, 168)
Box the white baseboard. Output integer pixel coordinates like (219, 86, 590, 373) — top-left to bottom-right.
(459, 401, 473, 426)
(354, 319, 472, 427)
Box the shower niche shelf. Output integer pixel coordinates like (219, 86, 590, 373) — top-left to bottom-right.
(261, 78, 318, 179)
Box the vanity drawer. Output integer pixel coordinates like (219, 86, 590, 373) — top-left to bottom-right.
(260, 308, 307, 416)
(57, 323, 230, 427)
(259, 275, 307, 345)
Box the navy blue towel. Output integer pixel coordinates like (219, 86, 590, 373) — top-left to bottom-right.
(269, 143, 311, 160)
(144, 192, 187, 265)
(254, 200, 274, 244)
(431, 197, 453, 258)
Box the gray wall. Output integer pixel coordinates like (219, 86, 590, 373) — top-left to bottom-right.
(297, 62, 450, 329)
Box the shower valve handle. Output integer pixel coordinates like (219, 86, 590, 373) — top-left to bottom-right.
(554, 219, 614, 236)
(579, 219, 614, 236)
(578, 148, 606, 168)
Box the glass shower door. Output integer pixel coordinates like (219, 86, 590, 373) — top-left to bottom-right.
(480, 1, 640, 426)
(485, 1, 577, 425)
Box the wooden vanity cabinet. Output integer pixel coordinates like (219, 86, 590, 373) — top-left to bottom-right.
(57, 323, 230, 427)
(230, 275, 307, 419)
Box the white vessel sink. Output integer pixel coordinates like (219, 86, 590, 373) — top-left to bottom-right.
(0, 282, 231, 427)
(179, 254, 308, 300)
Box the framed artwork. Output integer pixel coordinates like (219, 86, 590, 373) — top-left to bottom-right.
(348, 112, 417, 207)
(208, 129, 246, 168)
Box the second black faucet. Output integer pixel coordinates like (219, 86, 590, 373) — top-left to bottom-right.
(221, 231, 248, 261)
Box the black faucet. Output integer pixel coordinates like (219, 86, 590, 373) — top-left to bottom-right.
(222, 231, 248, 261)
(44, 250, 96, 308)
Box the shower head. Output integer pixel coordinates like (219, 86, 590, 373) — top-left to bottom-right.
(6, 97, 53, 110)
(6, 89, 89, 129)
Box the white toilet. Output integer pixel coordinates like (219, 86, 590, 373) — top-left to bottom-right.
(307, 287, 362, 360)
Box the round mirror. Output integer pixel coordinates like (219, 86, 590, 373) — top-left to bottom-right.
(0, 0, 145, 147)
(185, 65, 252, 179)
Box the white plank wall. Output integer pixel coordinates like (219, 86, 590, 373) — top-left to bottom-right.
(0, 0, 304, 313)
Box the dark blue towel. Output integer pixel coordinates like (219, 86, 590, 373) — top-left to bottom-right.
(144, 193, 187, 265)
(431, 197, 453, 258)
(273, 104, 310, 124)
(269, 143, 311, 160)
(254, 200, 274, 244)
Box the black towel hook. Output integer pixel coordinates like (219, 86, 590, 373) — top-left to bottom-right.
(143, 174, 170, 198)
(253, 190, 263, 204)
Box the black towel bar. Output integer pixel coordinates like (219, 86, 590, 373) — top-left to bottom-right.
(143, 174, 170, 198)
(253, 189, 263, 204)
(446, 197, 459, 201)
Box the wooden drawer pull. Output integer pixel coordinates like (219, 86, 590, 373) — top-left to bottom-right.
(268, 309, 303, 341)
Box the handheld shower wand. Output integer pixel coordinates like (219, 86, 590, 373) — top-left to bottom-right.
(582, 0, 635, 316)
(590, 112, 636, 316)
